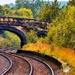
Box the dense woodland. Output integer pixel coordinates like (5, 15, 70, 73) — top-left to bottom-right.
(0, 0, 75, 74)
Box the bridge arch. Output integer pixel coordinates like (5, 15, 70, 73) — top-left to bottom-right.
(0, 26, 26, 48)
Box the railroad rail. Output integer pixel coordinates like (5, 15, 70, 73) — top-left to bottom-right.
(17, 50, 64, 75)
(12, 54, 33, 75)
(0, 54, 12, 75)
(0, 52, 55, 75)
(0, 48, 65, 75)
(18, 54, 54, 75)
(5, 53, 33, 75)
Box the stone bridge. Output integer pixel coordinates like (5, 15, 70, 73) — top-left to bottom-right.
(0, 17, 49, 47)
(0, 17, 49, 31)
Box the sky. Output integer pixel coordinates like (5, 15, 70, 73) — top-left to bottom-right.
(0, 0, 16, 5)
(0, 0, 69, 5)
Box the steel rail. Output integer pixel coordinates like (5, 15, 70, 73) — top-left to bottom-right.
(18, 54, 55, 75)
(12, 54, 33, 75)
(0, 54, 12, 75)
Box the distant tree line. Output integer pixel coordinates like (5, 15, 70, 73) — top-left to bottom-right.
(0, 0, 74, 21)
(0, 0, 71, 20)
(0, 4, 33, 18)
(43, 0, 75, 50)
(0, 0, 45, 18)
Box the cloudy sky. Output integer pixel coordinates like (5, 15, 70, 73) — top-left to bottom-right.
(0, 0, 69, 5)
(0, 0, 15, 5)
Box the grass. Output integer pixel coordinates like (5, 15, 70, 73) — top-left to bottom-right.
(21, 42, 75, 75)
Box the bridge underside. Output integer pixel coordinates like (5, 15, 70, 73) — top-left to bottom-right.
(0, 26, 26, 48)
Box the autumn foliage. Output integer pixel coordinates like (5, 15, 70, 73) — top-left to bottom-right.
(21, 42, 75, 68)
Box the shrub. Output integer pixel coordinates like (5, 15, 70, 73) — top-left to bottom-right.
(46, 5, 75, 49)
(0, 37, 12, 48)
(26, 30, 38, 43)
(3, 31, 21, 48)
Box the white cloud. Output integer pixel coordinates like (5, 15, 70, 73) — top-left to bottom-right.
(0, 0, 15, 5)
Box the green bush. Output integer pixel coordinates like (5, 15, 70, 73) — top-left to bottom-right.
(3, 31, 21, 48)
(38, 1, 60, 22)
(26, 30, 38, 43)
(0, 37, 12, 48)
(46, 5, 75, 49)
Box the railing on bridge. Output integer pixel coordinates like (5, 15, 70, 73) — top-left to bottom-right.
(0, 17, 49, 29)
(0, 17, 50, 37)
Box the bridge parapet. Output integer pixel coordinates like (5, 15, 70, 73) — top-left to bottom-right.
(0, 17, 50, 31)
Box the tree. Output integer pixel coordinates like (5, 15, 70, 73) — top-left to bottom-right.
(26, 30, 38, 43)
(8, 10, 18, 17)
(46, 5, 75, 49)
(38, 0, 60, 22)
(0, 5, 3, 16)
(67, 0, 75, 6)
(15, 0, 44, 18)
(18, 8, 33, 18)
(30, 0, 45, 18)
(2, 4, 11, 16)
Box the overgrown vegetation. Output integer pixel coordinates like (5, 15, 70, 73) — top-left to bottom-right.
(46, 5, 75, 50)
(0, 36, 12, 48)
(21, 42, 75, 74)
(26, 30, 38, 43)
(39, 0, 60, 22)
(0, 0, 45, 18)
(0, 31, 21, 48)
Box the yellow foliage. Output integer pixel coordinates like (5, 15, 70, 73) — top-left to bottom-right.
(21, 43, 75, 68)
(18, 8, 33, 18)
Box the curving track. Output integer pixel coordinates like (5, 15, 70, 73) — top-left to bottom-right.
(17, 51, 64, 75)
(4, 53, 32, 75)
(0, 54, 12, 75)
(15, 54, 54, 75)
(0, 49, 65, 75)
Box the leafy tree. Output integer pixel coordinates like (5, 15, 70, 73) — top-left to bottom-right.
(2, 4, 11, 16)
(0, 37, 12, 48)
(26, 30, 38, 43)
(15, 0, 30, 9)
(18, 8, 33, 18)
(46, 5, 75, 49)
(0, 5, 3, 16)
(8, 10, 18, 17)
(15, 0, 44, 18)
(38, 3, 51, 22)
(39, 0, 60, 22)
(67, 0, 75, 6)
(30, 0, 45, 18)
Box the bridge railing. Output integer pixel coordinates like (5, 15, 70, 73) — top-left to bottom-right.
(0, 17, 50, 31)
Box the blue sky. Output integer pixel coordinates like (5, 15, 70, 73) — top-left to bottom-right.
(0, 0, 69, 5)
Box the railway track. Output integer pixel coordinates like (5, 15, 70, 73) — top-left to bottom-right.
(0, 49, 64, 75)
(17, 51, 64, 75)
(19, 55, 54, 75)
(0, 54, 12, 75)
(4, 53, 33, 75)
